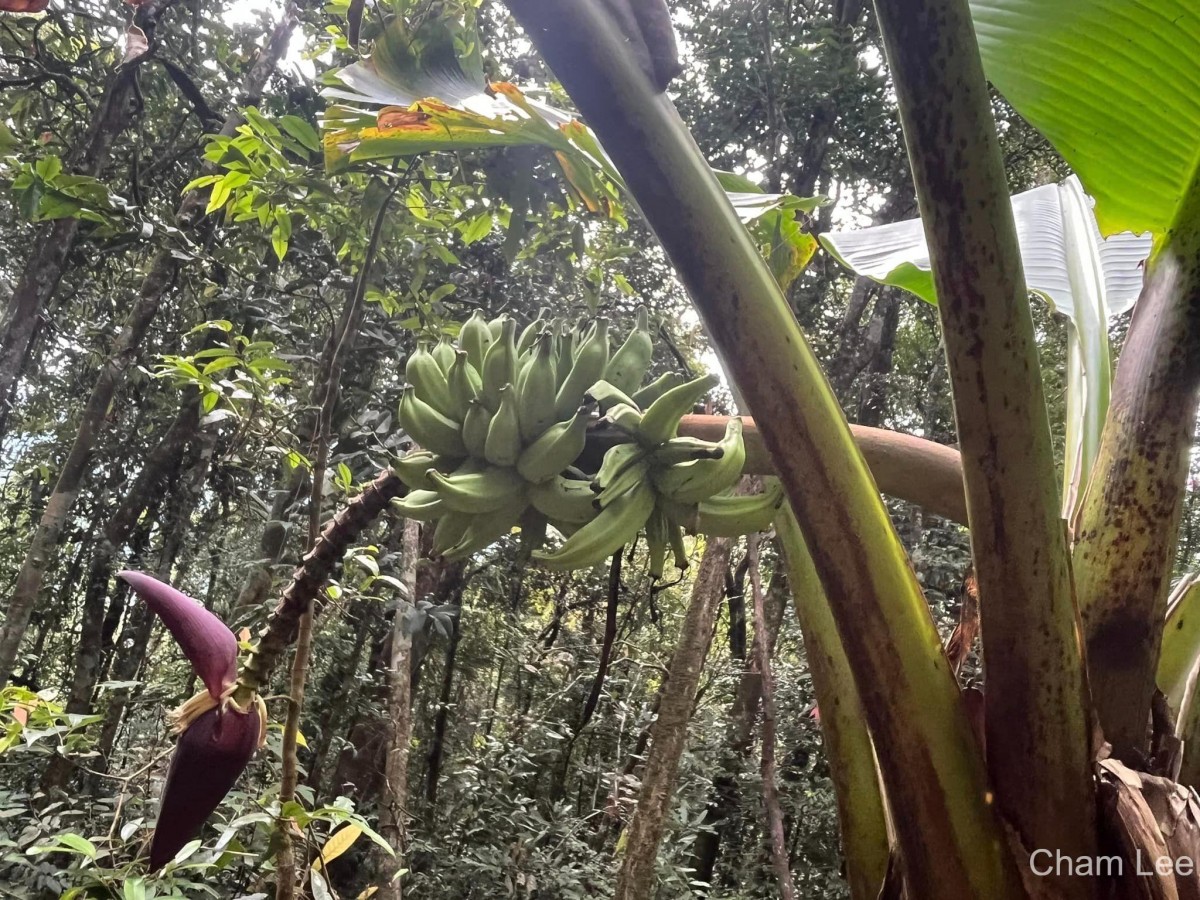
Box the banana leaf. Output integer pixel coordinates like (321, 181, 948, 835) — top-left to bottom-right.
(322, 15, 820, 288)
(822, 176, 1151, 518)
(970, 0, 1200, 237)
(1158, 574, 1200, 714)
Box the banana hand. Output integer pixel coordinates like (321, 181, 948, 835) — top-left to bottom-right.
(534, 480, 655, 570)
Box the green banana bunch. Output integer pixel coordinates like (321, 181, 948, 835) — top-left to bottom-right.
(393, 310, 771, 568)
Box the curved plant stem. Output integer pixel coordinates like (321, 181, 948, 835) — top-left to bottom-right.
(870, 0, 1095, 885)
(1073, 162, 1200, 758)
(775, 510, 887, 900)
(235, 467, 405, 703)
(500, 2, 1020, 895)
(678, 415, 967, 523)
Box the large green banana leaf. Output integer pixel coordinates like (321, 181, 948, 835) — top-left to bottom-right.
(822, 177, 1150, 518)
(970, 0, 1200, 237)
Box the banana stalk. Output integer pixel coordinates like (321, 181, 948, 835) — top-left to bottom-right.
(500, 2, 1020, 894)
(1073, 162, 1200, 756)
(873, 0, 1098, 883)
(774, 512, 888, 900)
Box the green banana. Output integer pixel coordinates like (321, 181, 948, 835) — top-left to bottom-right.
(444, 503, 524, 559)
(517, 405, 592, 483)
(432, 512, 473, 555)
(516, 332, 559, 441)
(554, 318, 609, 418)
(534, 480, 656, 571)
(687, 479, 786, 537)
(652, 418, 746, 503)
(644, 505, 672, 580)
(459, 310, 494, 372)
(447, 351, 482, 418)
(432, 336, 456, 372)
(487, 314, 508, 342)
(587, 379, 638, 412)
(669, 520, 689, 570)
(590, 442, 644, 494)
(605, 402, 644, 436)
(482, 318, 518, 409)
(556, 322, 576, 380)
(483, 385, 522, 467)
(462, 399, 492, 460)
(529, 475, 600, 525)
(390, 489, 445, 522)
(405, 343, 458, 418)
(428, 465, 526, 514)
(651, 436, 724, 467)
(605, 306, 654, 395)
(631, 371, 686, 408)
(517, 317, 546, 356)
(392, 449, 449, 491)
(398, 386, 466, 457)
(597, 457, 650, 507)
(638, 373, 720, 445)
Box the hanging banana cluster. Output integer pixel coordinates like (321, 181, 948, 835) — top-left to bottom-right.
(392, 307, 784, 574)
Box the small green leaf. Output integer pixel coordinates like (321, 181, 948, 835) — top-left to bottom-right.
(280, 115, 321, 152)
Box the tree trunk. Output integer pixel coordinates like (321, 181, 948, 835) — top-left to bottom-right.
(691, 565, 789, 890)
(0, 0, 183, 439)
(306, 598, 378, 796)
(376, 519, 421, 900)
(424, 604, 462, 810)
(0, 5, 300, 687)
(614, 537, 733, 900)
(746, 535, 795, 900)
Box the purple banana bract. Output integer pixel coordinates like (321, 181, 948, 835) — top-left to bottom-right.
(118, 571, 261, 871)
(118, 570, 238, 701)
(147, 703, 262, 870)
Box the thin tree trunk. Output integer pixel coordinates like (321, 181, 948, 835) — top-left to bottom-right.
(746, 535, 795, 900)
(0, 5, 300, 687)
(376, 518, 421, 900)
(614, 537, 733, 900)
(691, 566, 789, 890)
(306, 598, 378, 795)
(424, 606, 462, 809)
(61, 403, 200, 711)
(0, 0, 182, 438)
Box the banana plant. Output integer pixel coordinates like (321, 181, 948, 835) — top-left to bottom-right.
(497, 0, 1200, 897)
(966, 0, 1200, 762)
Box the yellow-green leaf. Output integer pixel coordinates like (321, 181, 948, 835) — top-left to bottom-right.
(312, 823, 363, 872)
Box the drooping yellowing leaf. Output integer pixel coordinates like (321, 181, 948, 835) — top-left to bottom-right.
(312, 823, 363, 872)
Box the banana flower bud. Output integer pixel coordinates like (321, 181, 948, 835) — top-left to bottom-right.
(118, 571, 267, 871)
